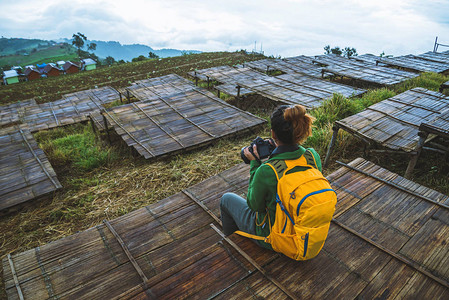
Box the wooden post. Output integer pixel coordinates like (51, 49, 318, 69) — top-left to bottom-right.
(88, 115, 96, 134)
(217, 89, 220, 98)
(266, 65, 270, 75)
(434, 36, 438, 52)
(207, 76, 210, 89)
(323, 125, 339, 169)
(321, 69, 325, 78)
(119, 92, 123, 104)
(126, 90, 130, 103)
(194, 71, 198, 86)
(405, 131, 428, 178)
(101, 109, 111, 143)
(236, 85, 241, 98)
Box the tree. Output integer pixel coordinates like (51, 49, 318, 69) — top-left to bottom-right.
(72, 32, 97, 58)
(105, 56, 115, 66)
(148, 51, 159, 59)
(87, 42, 97, 51)
(132, 55, 147, 62)
(72, 32, 87, 57)
(343, 47, 357, 58)
(324, 45, 356, 57)
(330, 46, 342, 56)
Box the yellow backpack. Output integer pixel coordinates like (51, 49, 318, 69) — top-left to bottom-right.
(236, 152, 337, 260)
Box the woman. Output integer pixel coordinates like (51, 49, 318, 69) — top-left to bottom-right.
(220, 104, 321, 249)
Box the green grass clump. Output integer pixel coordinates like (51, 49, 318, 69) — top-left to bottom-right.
(356, 88, 396, 109)
(310, 93, 359, 128)
(395, 72, 448, 93)
(35, 124, 117, 173)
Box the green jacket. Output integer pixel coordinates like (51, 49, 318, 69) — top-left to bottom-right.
(247, 146, 322, 249)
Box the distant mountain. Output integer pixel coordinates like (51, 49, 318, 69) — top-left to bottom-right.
(58, 38, 201, 61)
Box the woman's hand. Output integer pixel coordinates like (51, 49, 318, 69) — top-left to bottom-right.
(267, 138, 277, 147)
(244, 144, 260, 161)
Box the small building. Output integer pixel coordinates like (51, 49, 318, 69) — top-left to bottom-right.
(11, 66, 23, 74)
(81, 58, 97, 71)
(24, 66, 41, 81)
(56, 61, 66, 68)
(63, 61, 80, 74)
(36, 63, 47, 74)
(43, 63, 62, 77)
(3, 70, 19, 85)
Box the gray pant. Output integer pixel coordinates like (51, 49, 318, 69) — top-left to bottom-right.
(220, 192, 257, 236)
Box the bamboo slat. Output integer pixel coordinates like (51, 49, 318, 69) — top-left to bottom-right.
(3, 158, 449, 299)
(0, 99, 39, 128)
(191, 65, 365, 109)
(415, 51, 449, 64)
(313, 54, 419, 86)
(378, 55, 449, 73)
(0, 126, 62, 211)
(91, 74, 266, 159)
(0, 87, 120, 132)
(21, 87, 121, 132)
(420, 109, 449, 139)
(243, 57, 326, 78)
(336, 88, 449, 152)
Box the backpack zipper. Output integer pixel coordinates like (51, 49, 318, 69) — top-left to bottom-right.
(296, 189, 336, 215)
(303, 232, 309, 257)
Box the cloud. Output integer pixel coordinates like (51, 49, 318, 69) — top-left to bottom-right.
(1, 0, 449, 56)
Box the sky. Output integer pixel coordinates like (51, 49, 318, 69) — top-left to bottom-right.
(1, 0, 449, 57)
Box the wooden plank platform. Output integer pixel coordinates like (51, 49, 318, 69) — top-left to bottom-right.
(0, 87, 120, 132)
(91, 74, 266, 159)
(313, 54, 419, 86)
(352, 54, 384, 65)
(0, 99, 39, 128)
(21, 87, 121, 132)
(0, 126, 62, 211)
(377, 55, 449, 73)
(191, 65, 365, 109)
(243, 57, 326, 78)
(415, 51, 449, 64)
(335, 88, 449, 152)
(420, 109, 449, 139)
(3, 158, 449, 299)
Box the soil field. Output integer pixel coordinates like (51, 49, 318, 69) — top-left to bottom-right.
(0, 51, 265, 105)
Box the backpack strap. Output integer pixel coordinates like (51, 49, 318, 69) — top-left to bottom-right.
(303, 149, 318, 170)
(267, 150, 317, 177)
(234, 230, 266, 241)
(235, 208, 273, 242)
(265, 159, 287, 181)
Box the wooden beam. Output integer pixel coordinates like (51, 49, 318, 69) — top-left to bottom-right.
(103, 220, 149, 288)
(7, 254, 24, 300)
(336, 160, 449, 210)
(210, 224, 299, 300)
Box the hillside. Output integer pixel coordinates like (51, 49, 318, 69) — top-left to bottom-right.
(0, 37, 202, 69)
(0, 37, 55, 56)
(0, 43, 78, 69)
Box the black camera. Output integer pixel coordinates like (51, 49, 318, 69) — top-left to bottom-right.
(240, 137, 276, 164)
